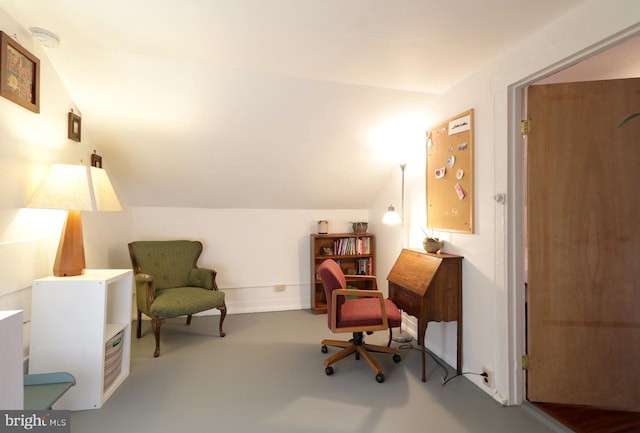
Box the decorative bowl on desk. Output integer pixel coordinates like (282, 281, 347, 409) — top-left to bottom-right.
(352, 222, 368, 234)
(423, 237, 443, 253)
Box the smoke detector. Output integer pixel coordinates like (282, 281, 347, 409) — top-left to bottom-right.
(29, 27, 60, 48)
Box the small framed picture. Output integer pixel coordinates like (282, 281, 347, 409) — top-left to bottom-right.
(68, 111, 81, 142)
(0, 32, 40, 113)
(91, 152, 102, 168)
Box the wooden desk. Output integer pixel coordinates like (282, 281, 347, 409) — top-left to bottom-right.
(387, 249, 463, 382)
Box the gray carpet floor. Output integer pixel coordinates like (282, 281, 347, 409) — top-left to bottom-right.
(69, 310, 568, 433)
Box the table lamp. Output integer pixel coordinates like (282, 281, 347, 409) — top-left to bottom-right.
(26, 163, 122, 276)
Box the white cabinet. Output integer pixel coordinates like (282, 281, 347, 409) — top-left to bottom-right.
(29, 269, 133, 410)
(0, 310, 23, 409)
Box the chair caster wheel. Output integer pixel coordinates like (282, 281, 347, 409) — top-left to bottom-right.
(375, 373, 385, 383)
(393, 354, 401, 363)
(325, 366, 334, 376)
(321, 345, 328, 353)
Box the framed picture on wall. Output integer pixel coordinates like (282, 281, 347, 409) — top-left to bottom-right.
(0, 31, 40, 113)
(91, 152, 102, 168)
(68, 111, 81, 142)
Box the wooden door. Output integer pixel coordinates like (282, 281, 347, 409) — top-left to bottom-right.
(527, 78, 640, 409)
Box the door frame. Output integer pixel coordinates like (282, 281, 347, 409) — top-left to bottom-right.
(506, 26, 640, 405)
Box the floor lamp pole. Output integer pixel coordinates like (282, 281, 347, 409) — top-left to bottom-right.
(394, 163, 412, 343)
(400, 163, 406, 241)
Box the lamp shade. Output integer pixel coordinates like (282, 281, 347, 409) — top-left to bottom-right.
(89, 166, 122, 211)
(26, 164, 121, 211)
(382, 205, 402, 225)
(26, 163, 121, 276)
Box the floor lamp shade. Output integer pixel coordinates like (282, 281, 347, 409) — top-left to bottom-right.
(382, 205, 402, 225)
(26, 164, 121, 276)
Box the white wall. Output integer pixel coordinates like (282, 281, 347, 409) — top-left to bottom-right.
(0, 9, 132, 360)
(373, 0, 640, 405)
(131, 207, 370, 313)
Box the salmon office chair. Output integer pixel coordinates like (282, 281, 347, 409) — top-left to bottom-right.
(318, 259, 401, 383)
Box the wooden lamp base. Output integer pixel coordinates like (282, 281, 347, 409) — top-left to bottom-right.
(53, 210, 86, 277)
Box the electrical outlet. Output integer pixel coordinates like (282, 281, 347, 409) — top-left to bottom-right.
(482, 366, 493, 387)
(275, 284, 286, 292)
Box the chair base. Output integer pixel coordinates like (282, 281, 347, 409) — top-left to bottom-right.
(321, 332, 401, 380)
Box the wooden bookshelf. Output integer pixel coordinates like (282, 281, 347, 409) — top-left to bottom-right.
(310, 233, 375, 314)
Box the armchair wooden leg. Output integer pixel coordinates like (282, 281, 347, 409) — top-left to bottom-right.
(186, 314, 192, 325)
(217, 302, 227, 337)
(151, 315, 164, 358)
(137, 310, 142, 338)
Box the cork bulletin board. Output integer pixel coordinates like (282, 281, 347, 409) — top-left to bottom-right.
(426, 109, 474, 233)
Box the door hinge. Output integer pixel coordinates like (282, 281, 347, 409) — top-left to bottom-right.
(522, 354, 530, 370)
(521, 120, 531, 136)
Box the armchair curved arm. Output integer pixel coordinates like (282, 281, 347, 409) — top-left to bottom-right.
(188, 268, 219, 290)
(331, 289, 389, 333)
(134, 273, 156, 314)
(135, 273, 153, 284)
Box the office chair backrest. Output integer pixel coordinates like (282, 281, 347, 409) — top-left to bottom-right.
(318, 259, 347, 328)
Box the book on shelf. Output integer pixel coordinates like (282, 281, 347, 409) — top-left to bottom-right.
(332, 236, 370, 256)
(356, 258, 368, 275)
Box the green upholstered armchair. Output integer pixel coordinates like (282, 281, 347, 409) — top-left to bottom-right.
(128, 240, 227, 357)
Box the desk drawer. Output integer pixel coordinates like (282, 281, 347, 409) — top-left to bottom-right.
(390, 286, 421, 317)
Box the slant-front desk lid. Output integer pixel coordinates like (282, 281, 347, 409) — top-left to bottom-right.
(386, 249, 462, 296)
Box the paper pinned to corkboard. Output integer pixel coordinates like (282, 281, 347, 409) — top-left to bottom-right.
(426, 109, 474, 233)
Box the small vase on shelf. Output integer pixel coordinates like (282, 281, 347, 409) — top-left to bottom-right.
(351, 222, 368, 234)
(317, 220, 328, 234)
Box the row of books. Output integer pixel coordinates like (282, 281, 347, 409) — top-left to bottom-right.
(332, 236, 371, 256)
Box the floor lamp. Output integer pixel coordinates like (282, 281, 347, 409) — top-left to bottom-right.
(382, 163, 412, 343)
(26, 163, 122, 277)
(382, 164, 405, 226)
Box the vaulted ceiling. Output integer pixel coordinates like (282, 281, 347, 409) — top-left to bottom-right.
(0, 0, 588, 208)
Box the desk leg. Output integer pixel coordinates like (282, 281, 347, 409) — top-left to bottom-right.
(419, 321, 427, 382)
(456, 260, 463, 375)
(420, 322, 461, 380)
(457, 319, 462, 374)
(421, 343, 426, 382)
